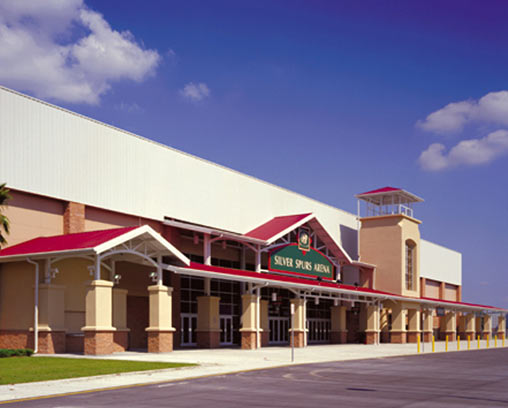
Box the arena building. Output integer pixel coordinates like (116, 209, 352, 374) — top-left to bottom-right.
(0, 85, 505, 355)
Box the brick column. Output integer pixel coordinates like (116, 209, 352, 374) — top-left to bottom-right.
(365, 305, 379, 344)
(196, 296, 221, 348)
(390, 303, 406, 343)
(112, 288, 129, 352)
(407, 308, 420, 343)
(38, 284, 66, 354)
(260, 300, 269, 346)
(444, 311, 456, 341)
(482, 315, 492, 340)
(63, 202, 85, 234)
(422, 309, 433, 342)
(420, 277, 426, 297)
(82, 280, 115, 355)
(497, 315, 506, 341)
(465, 312, 475, 341)
(240, 294, 260, 349)
(146, 285, 174, 353)
(330, 305, 347, 344)
(290, 298, 306, 348)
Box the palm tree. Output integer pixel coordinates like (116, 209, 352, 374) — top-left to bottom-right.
(0, 183, 11, 247)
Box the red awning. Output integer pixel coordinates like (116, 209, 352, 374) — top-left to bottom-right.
(0, 225, 189, 265)
(245, 213, 313, 242)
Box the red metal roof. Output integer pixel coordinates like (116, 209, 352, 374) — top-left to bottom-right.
(421, 297, 502, 311)
(0, 226, 138, 257)
(357, 187, 401, 196)
(245, 213, 312, 241)
(185, 262, 390, 296)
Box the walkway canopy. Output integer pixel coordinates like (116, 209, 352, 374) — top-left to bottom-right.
(0, 225, 189, 279)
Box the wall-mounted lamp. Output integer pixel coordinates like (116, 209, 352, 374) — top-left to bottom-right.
(149, 271, 158, 283)
(334, 298, 339, 307)
(314, 297, 319, 305)
(271, 292, 277, 302)
(114, 274, 122, 285)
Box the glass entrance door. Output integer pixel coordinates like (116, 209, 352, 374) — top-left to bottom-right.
(220, 315, 233, 345)
(181, 313, 197, 346)
(269, 317, 289, 344)
(307, 318, 331, 343)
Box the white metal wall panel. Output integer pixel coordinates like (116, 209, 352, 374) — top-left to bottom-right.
(0, 87, 359, 256)
(420, 239, 462, 285)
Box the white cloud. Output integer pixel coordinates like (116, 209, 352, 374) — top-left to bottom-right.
(419, 130, 508, 171)
(417, 91, 508, 134)
(0, 0, 160, 104)
(180, 82, 210, 102)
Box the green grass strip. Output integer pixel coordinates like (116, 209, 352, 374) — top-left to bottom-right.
(0, 357, 195, 385)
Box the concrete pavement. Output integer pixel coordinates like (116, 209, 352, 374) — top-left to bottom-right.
(0, 339, 504, 403)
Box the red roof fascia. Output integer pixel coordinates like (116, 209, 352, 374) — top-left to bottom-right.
(357, 186, 401, 196)
(0, 226, 138, 257)
(186, 262, 390, 296)
(421, 297, 501, 311)
(245, 213, 312, 241)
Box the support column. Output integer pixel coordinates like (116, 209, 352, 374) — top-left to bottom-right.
(365, 305, 379, 344)
(240, 294, 261, 349)
(146, 285, 175, 353)
(330, 305, 347, 344)
(112, 288, 129, 352)
(457, 313, 466, 339)
(380, 307, 390, 343)
(196, 296, 220, 348)
(497, 315, 506, 340)
(260, 299, 269, 347)
(465, 313, 475, 341)
(407, 308, 420, 343)
(38, 284, 66, 354)
(390, 303, 406, 343)
(482, 315, 492, 340)
(444, 311, 456, 341)
(423, 309, 433, 342)
(290, 298, 306, 347)
(82, 280, 115, 355)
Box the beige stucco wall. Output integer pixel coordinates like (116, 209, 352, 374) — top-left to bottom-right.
(3, 190, 64, 247)
(84, 206, 162, 233)
(359, 215, 420, 296)
(0, 261, 37, 330)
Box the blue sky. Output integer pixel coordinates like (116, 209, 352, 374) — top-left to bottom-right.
(1, 1, 507, 308)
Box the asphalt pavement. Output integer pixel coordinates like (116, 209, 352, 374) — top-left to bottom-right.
(6, 348, 508, 407)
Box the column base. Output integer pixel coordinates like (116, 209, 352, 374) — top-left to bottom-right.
(330, 331, 348, 344)
(196, 331, 220, 348)
(289, 331, 305, 348)
(147, 331, 173, 353)
(261, 331, 270, 347)
(390, 331, 407, 344)
(365, 331, 379, 344)
(241, 331, 258, 350)
(38, 330, 66, 354)
(0, 330, 32, 350)
(496, 332, 505, 341)
(464, 331, 475, 342)
(457, 332, 467, 340)
(423, 331, 433, 342)
(407, 331, 421, 343)
(381, 331, 390, 343)
(445, 331, 456, 341)
(113, 329, 130, 353)
(84, 330, 114, 355)
(482, 332, 492, 340)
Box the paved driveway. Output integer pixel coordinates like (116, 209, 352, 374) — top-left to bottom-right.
(11, 348, 508, 407)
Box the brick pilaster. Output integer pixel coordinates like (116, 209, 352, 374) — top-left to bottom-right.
(63, 202, 85, 234)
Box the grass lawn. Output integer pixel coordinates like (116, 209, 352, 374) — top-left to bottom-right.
(0, 357, 195, 385)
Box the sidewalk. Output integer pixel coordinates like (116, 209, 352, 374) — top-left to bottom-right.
(0, 340, 503, 403)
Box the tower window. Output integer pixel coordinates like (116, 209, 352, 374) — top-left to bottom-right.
(405, 240, 416, 291)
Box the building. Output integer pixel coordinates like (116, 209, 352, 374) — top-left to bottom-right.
(0, 85, 505, 355)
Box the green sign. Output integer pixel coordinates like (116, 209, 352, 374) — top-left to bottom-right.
(269, 244, 334, 279)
